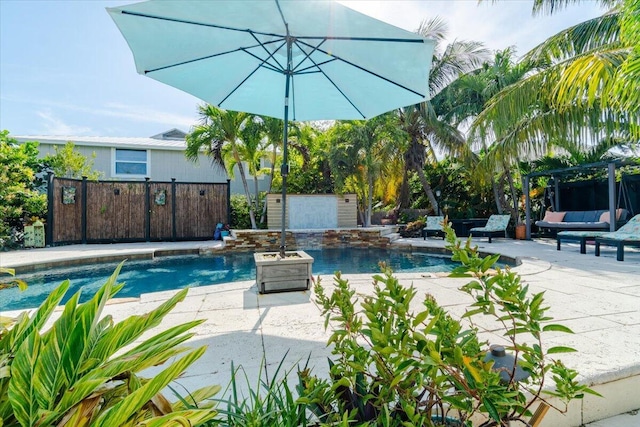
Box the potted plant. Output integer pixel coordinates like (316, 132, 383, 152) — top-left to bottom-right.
(297, 221, 597, 426)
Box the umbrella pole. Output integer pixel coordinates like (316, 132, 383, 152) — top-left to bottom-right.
(279, 35, 293, 258)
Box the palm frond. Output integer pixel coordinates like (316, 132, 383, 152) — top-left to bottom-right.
(525, 12, 621, 64)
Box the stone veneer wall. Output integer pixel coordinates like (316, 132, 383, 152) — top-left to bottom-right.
(220, 228, 391, 253)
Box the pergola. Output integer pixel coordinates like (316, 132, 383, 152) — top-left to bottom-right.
(522, 160, 638, 239)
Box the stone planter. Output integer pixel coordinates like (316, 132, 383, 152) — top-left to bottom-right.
(254, 251, 314, 294)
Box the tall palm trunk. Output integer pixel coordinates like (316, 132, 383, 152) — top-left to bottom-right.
(232, 147, 257, 229)
(416, 167, 439, 215)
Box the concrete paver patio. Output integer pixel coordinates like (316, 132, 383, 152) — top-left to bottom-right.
(0, 234, 638, 426)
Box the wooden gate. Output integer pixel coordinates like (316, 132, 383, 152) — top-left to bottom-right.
(47, 175, 230, 245)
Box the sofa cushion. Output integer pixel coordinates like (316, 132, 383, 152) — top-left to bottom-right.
(542, 211, 566, 222)
(563, 211, 586, 222)
(599, 208, 627, 223)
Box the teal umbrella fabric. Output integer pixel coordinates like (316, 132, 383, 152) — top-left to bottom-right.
(108, 0, 435, 254)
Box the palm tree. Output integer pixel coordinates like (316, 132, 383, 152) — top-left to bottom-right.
(398, 18, 490, 212)
(528, 0, 639, 121)
(471, 0, 637, 169)
(328, 113, 403, 226)
(258, 116, 283, 224)
(185, 105, 258, 229)
(437, 48, 537, 219)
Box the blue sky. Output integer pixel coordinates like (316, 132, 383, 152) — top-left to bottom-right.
(1, 0, 606, 138)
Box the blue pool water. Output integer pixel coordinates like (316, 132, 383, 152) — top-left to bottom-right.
(1, 248, 459, 311)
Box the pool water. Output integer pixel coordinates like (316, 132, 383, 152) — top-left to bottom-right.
(1, 248, 458, 311)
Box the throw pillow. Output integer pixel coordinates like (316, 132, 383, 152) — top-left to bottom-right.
(599, 210, 624, 223)
(543, 211, 566, 222)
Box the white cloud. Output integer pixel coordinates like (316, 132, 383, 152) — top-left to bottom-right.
(36, 110, 93, 136)
(100, 102, 196, 128)
(12, 96, 197, 133)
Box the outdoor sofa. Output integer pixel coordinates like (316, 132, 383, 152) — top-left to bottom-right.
(536, 209, 628, 233)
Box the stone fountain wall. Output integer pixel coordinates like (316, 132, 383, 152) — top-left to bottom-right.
(217, 228, 392, 253)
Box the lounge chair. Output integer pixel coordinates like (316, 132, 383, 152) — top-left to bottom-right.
(557, 230, 607, 254)
(422, 215, 445, 239)
(594, 214, 640, 261)
(469, 214, 510, 243)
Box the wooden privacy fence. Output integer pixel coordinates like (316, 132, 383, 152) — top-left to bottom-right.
(46, 175, 230, 245)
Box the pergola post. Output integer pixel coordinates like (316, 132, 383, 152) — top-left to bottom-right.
(524, 174, 531, 240)
(608, 162, 616, 231)
(553, 175, 560, 211)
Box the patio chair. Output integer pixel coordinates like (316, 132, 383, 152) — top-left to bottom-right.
(422, 215, 445, 239)
(594, 214, 640, 261)
(469, 214, 511, 243)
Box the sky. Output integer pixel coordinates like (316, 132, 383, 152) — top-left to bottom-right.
(0, 0, 607, 138)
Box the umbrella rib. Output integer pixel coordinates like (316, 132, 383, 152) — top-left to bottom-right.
(217, 63, 264, 108)
(296, 39, 427, 99)
(145, 42, 280, 74)
(119, 9, 288, 39)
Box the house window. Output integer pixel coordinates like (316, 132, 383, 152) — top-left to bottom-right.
(113, 149, 148, 177)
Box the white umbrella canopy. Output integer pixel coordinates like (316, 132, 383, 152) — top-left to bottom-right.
(108, 0, 435, 254)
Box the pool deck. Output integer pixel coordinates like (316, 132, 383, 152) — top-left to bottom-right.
(1, 235, 639, 426)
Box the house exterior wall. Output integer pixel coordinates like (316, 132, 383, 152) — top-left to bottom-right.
(26, 138, 270, 194)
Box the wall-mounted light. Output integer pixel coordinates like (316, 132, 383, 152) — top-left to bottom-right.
(199, 189, 206, 196)
(114, 188, 120, 195)
(344, 198, 350, 203)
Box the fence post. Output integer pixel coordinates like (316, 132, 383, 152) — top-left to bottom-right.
(145, 177, 151, 242)
(81, 176, 87, 244)
(46, 173, 54, 246)
(227, 179, 231, 225)
(171, 178, 177, 241)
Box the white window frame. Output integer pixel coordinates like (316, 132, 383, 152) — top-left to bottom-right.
(112, 148, 150, 179)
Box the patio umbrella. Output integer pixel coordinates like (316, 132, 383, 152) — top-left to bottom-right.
(107, 0, 435, 256)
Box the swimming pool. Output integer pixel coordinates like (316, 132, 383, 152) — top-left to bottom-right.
(1, 248, 459, 311)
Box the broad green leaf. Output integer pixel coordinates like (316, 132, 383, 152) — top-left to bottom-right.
(482, 396, 501, 422)
(90, 288, 189, 361)
(91, 346, 206, 427)
(547, 346, 578, 354)
(38, 378, 109, 426)
(135, 409, 218, 426)
(542, 324, 574, 334)
(412, 310, 428, 327)
(0, 279, 69, 353)
(34, 292, 81, 411)
(8, 331, 41, 427)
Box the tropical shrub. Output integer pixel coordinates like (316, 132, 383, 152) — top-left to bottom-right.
(298, 222, 597, 426)
(0, 131, 47, 249)
(42, 141, 102, 180)
(410, 158, 494, 219)
(230, 194, 262, 229)
(0, 263, 220, 426)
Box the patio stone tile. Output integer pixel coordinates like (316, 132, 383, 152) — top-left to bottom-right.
(194, 307, 262, 334)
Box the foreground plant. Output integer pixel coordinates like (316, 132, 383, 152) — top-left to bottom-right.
(206, 355, 312, 427)
(299, 222, 598, 426)
(0, 262, 220, 427)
